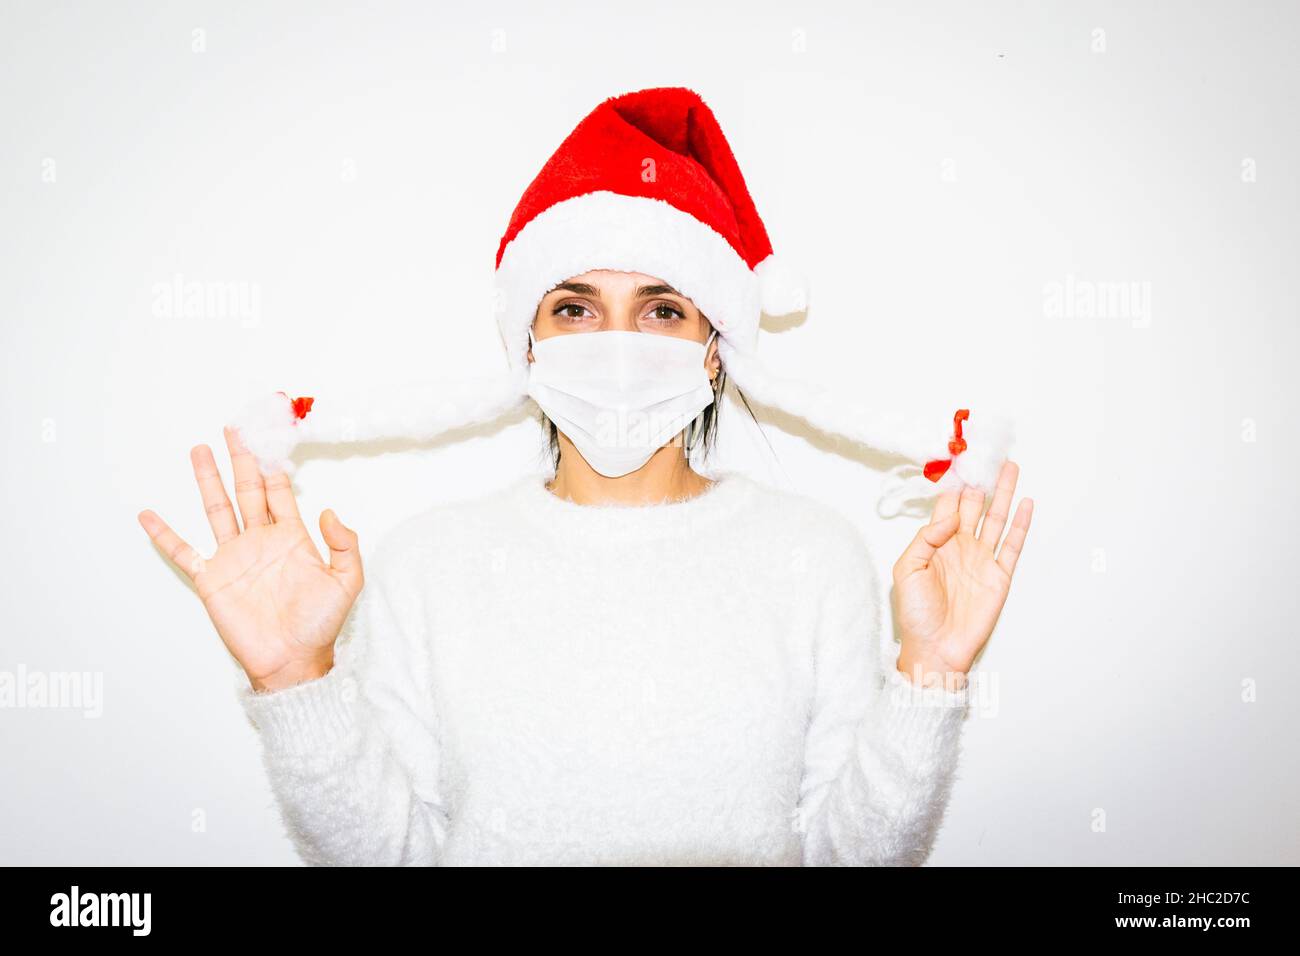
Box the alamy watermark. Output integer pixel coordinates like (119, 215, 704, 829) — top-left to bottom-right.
(151, 273, 261, 328)
(50, 886, 150, 936)
(0, 665, 103, 717)
(1043, 273, 1151, 328)
(590, 408, 704, 450)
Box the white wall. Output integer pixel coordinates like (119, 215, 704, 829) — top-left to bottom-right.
(2, 0, 1295, 865)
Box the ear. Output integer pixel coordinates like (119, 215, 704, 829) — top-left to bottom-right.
(706, 329, 720, 374)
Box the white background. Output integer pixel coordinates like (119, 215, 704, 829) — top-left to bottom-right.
(2, 0, 1296, 864)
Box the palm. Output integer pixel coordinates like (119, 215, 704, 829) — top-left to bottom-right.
(139, 426, 364, 691)
(197, 519, 354, 683)
(891, 460, 1033, 683)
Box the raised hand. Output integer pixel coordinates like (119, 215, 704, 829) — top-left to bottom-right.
(891, 460, 1033, 691)
(137, 426, 364, 692)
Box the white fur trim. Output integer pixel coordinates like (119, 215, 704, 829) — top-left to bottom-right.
(754, 253, 808, 316)
(494, 191, 761, 371)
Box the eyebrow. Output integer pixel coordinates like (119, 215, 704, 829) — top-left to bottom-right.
(546, 281, 685, 299)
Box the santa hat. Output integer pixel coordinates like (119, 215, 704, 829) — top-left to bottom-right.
(230, 86, 1013, 518)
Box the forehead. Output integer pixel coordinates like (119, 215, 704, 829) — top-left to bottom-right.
(558, 270, 670, 289)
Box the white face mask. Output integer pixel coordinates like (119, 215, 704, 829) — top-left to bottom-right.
(526, 327, 719, 478)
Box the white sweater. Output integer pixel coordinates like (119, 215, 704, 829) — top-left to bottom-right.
(237, 469, 972, 866)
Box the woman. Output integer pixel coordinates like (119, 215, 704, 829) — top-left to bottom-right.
(137, 88, 1033, 865)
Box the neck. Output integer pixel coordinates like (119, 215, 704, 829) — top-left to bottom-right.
(547, 433, 714, 506)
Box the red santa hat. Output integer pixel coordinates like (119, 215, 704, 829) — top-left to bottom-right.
(231, 86, 1013, 517)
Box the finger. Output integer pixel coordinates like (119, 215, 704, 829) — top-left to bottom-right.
(138, 510, 206, 581)
(957, 484, 986, 536)
(930, 488, 961, 526)
(262, 469, 301, 523)
(223, 425, 270, 529)
(320, 509, 363, 593)
(190, 445, 239, 545)
(995, 498, 1034, 577)
(894, 511, 959, 583)
(977, 459, 1019, 552)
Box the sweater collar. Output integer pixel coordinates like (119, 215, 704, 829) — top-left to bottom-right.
(511, 469, 757, 543)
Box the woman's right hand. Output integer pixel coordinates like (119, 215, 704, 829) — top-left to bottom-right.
(138, 426, 364, 693)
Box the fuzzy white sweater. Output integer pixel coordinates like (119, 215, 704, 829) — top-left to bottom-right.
(237, 469, 973, 866)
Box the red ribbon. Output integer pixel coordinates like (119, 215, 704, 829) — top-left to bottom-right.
(922, 409, 970, 482)
(275, 391, 315, 421)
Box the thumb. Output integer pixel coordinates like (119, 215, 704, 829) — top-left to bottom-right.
(320, 509, 363, 589)
(893, 511, 959, 582)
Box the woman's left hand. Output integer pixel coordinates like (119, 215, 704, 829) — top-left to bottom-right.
(891, 460, 1033, 690)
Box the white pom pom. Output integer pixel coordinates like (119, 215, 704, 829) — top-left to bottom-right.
(228, 392, 299, 476)
(754, 254, 808, 316)
(952, 412, 1015, 493)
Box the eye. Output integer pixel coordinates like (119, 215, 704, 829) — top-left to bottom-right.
(552, 301, 594, 322)
(645, 302, 685, 323)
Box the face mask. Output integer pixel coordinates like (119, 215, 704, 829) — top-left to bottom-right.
(526, 327, 719, 478)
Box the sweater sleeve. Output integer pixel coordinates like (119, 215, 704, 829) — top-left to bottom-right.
(236, 544, 449, 866)
(797, 520, 972, 867)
